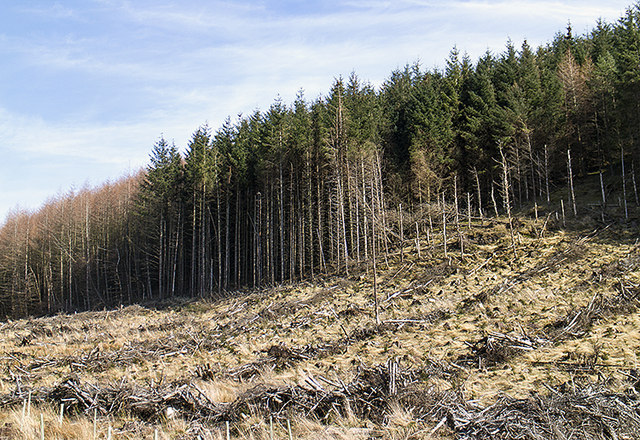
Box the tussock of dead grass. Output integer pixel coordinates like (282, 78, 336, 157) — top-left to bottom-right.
(0, 405, 93, 440)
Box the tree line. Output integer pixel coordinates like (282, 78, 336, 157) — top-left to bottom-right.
(1, 6, 640, 319)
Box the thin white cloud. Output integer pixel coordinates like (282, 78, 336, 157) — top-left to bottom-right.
(17, 2, 79, 20)
(103, 0, 267, 35)
(0, 105, 194, 219)
(0, 107, 187, 165)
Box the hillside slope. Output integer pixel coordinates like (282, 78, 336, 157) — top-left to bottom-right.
(0, 206, 639, 439)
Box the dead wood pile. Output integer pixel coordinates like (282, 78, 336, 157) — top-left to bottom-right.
(461, 283, 639, 369)
(228, 323, 403, 380)
(1, 361, 640, 439)
(10, 328, 225, 379)
(546, 283, 640, 342)
(0, 376, 224, 422)
(446, 380, 640, 440)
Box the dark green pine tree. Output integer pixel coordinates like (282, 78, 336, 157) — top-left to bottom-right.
(212, 118, 237, 291)
(535, 43, 564, 186)
(344, 72, 381, 148)
(287, 90, 312, 278)
(184, 125, 216, 297)
(137, 136, 183, 299)
(613, 5, 640, 159)
(259, 98, 291, 283)
(407, 67, 453, 200)
(459, 52, 501, 198)
(447, 49, 474, 191)
(588, 20, 618, 168)
(380, 64, 418, 186)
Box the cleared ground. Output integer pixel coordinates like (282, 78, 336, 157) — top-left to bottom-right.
(0, 203, 639, 439)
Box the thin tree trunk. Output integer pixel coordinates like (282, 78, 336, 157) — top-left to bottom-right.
(515, 145, 523, 207)
(362, 160, 369, 260)
(279, 161, 285, 282)
(191, 191, 197, 296)
(355, 160, 361, 263)
(491, 181, 499, 217)
(398, 203, 404, 263)
(567, 149, 577, 217)
(526, 130, 536, 204)
(442, 192, 447, 259)
(454, 176, 463, 260)
(216, 189, 221, 295)
(467, 193, 472, 229)
(375, 152, 389, 267)
(371, 180, 379, 326)
(85, 201, 91, 306)
(235, 187, 241, 287)
(291, 180, 297, 281)
(317, 160, 325, 273)
(339, 173, 349, 275)
(224, 191, 230, 290)
(621, 145, 628, 220)
(307, 154, 314, 278)
(500, 146, 517, 259)
(600, 170, 606, 209)
(172, 210, 180, 296)
(544, 144, 550, 204)
(632, 160, 639, 206)
(473, 167, 483, 218)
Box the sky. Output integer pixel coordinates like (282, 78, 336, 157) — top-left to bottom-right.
(0, 0, 633, 223)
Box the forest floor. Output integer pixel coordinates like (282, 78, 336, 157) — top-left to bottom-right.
(0, 201, 639, 439)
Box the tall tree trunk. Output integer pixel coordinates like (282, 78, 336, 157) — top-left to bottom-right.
(224, 190, 230, 290)
(279, 161, 285, 282)
(544, 144, 550, 204)
(473, 167, 483, 218)
(442, 192, 447, 259)
(371, 179, 380, 325)
(567, 149, 577, 217)
(500, 146, 517, 259)
(158, 213, 163, 299)
(621, 145, 628, 220)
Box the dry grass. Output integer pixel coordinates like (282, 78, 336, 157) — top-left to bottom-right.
(0, 208, 639, 438)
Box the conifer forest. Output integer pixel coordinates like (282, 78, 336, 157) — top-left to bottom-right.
(2, 7, 640, 320)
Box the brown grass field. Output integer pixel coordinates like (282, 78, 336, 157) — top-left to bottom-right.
(0, 201, 639, 439)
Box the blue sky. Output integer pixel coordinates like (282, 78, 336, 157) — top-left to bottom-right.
(0, 0, 632, 223)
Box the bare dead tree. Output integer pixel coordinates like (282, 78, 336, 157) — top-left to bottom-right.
(632, 160, 639, 206)
(415, 222, 421, 258)
(454, 175, 464, 260)
(398, 203, 404, 263)
(544, 144, 551, 204)
(441, 192, 448, 259)
(600, 170, 606, 209)
(567, 149, 577, 217)
(491, 181, 499, 218)
(621, 145, 628, 220)
(473, 167, 483, 219)
(371, 177, 380, 326)
(467, 193, 472, 230)
(499, 145, 517, 259)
